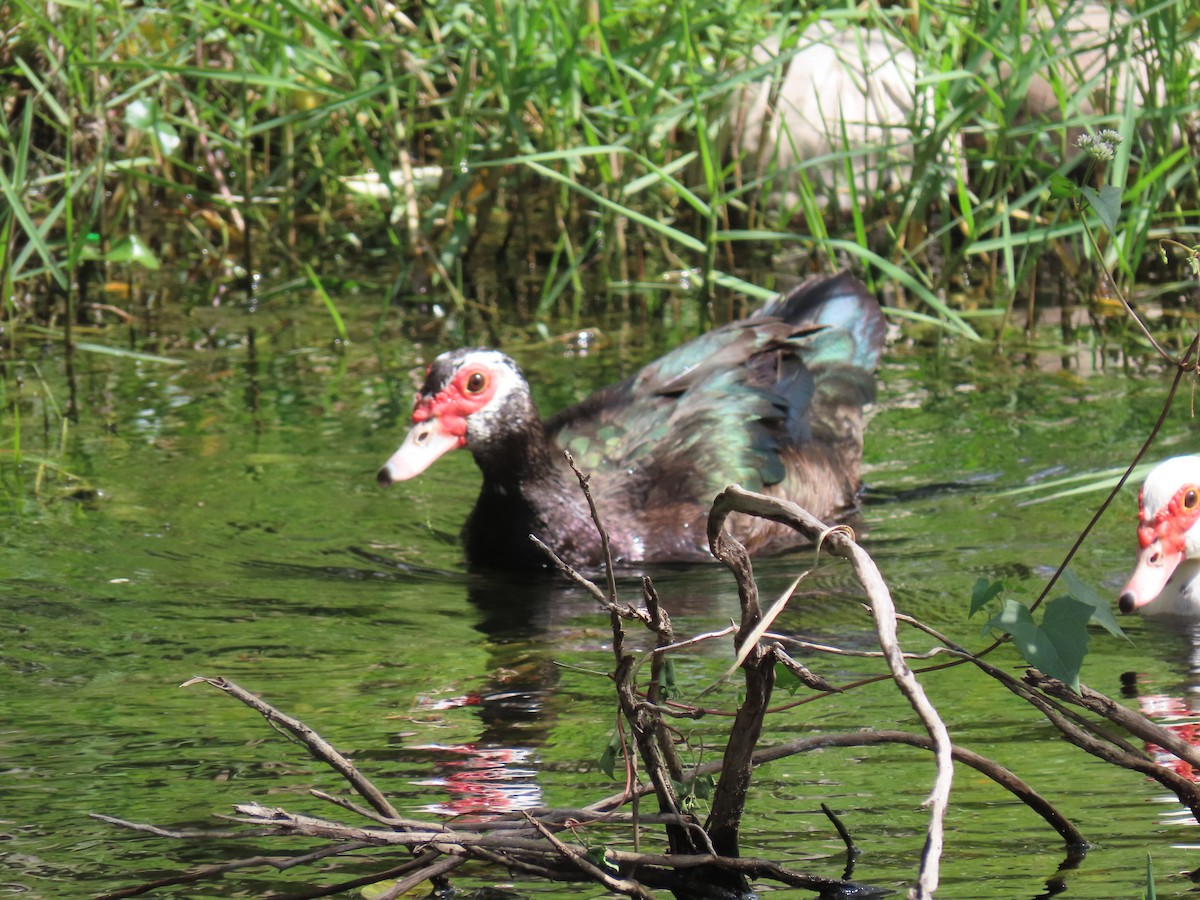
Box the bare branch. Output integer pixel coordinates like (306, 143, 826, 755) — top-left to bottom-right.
(181, 677, 402, 822)
(773, 645, 841, 693)
(821, 803, 860, 862)
(89, 813, 269, 840)
(529, 534, 611, 606)
(564, 449, 619, 603)
(91, 833, 379, 899)
(523, 813, 656, 899)
(361, 856, 464, 900)
(767, 630, 959, 661)
(707, 485, 951, 900)
(1024, 671, 1200, 818)
(1031, 675, 1200, 772)
(102, 467, 1123, 900)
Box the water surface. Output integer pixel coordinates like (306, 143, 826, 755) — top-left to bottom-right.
(3, 306, 1200, 898)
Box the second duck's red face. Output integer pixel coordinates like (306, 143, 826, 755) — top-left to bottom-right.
(377, 349, 526, 486)
(1118, 457, 1200, 614)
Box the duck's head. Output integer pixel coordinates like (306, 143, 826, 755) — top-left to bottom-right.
(377, 349, 533, 486)
(1118, 455, 1200, 614)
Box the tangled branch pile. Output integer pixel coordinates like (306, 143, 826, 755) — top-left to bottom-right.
(96, 476, 1200, 900)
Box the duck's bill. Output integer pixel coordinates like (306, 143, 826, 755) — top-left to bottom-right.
(377, 419, 461, 485)
(1117, 540, 1182, 613)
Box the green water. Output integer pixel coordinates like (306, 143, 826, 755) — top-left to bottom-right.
(3, 310, 1200, 898)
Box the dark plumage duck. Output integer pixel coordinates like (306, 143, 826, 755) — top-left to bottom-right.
(378, 271, 886, 570)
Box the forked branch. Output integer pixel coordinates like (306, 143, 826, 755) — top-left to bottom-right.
(707, 485, 952, 900)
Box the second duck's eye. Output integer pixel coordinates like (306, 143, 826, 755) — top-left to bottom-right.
(465, 371, 487, 394)
(1185, 489, 1198, 510)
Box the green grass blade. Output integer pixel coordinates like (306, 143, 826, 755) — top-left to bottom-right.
(515, 159, 706, 254)
(306, 264, 349, 343)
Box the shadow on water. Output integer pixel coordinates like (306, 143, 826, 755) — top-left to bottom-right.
(233, 548, 580, 816)
(299, 538, 889, 822)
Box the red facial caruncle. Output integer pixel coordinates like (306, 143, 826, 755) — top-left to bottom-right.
(1118, 456, 1200, 615)
(410, 365, 498, 442)
(377, 360, 501, 486)
(1137, 482, 1200, 556)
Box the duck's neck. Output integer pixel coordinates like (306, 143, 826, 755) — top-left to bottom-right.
(471, 417, 567, 490)
(478, 448, 583, 535)
(464, 419, 588, 567)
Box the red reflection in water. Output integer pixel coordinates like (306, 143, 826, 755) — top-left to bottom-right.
(1134, 690, 1200, 782)
(409, 742, 542, 819)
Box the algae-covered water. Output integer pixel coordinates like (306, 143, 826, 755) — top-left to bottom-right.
(3, 299, 1200, 898)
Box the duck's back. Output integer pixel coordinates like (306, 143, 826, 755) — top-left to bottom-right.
(544, 272, 885, 560)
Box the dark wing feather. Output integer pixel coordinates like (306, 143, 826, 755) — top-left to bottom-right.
(547, 319, 793, 482)
(758, 271, 886, 372)
(545, 271, 885, 510)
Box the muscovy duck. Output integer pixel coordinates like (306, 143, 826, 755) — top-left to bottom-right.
(378, 271, 886, 570)
(1118, 455, 1200, 616)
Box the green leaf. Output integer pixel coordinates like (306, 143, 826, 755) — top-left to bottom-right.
(672, 778, 700, 813)
(1049, 172, 1079, 200)
(305, 264, 347, 343)
(72, 342, 183, 365)
(515, 158, 706, 253)
(1098, 184, 1122, 228)
(1061, 569, 1129, 642)
(124, 98, 180, 155)
(79, 232, 105, 262)
(669, 773, 715, 812)
(106, 235, 161, 270)
(656, 658, 676, 700)
(586, 846, 619, 874)
(988, 597, 1091, 692)
(1079, 184, 1122, 236)
(1145, 853, 1156, 900)
(774, 660, 803, 695)
(969, 577, 1004, 616)
(19, 325, 184, 365)
(988, 599, 1034, 640)
(597, 731, 622, 780)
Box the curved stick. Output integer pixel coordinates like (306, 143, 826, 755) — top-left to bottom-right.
(753, 730, 1085, 849)
(708, 486, 952, 900)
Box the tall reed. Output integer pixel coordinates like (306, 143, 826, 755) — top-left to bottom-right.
(1, 0, 1196, 335)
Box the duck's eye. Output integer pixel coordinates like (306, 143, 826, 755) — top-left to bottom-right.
(1185, 489, 1198, 510)
(465, 372, 488, 394)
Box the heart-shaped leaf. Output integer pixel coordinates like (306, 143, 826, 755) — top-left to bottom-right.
(987, 596, 1091, 692)
(1080, 184, 1122, 236)
(1062, 568, 1129, 641)
(969, 577, 1004, 617)
(106, 234, 160, 270)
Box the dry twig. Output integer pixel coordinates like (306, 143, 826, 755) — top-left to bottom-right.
(707, 485, 952, 900)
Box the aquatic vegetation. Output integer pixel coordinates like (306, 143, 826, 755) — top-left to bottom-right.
(0, 0, 1196, 333)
